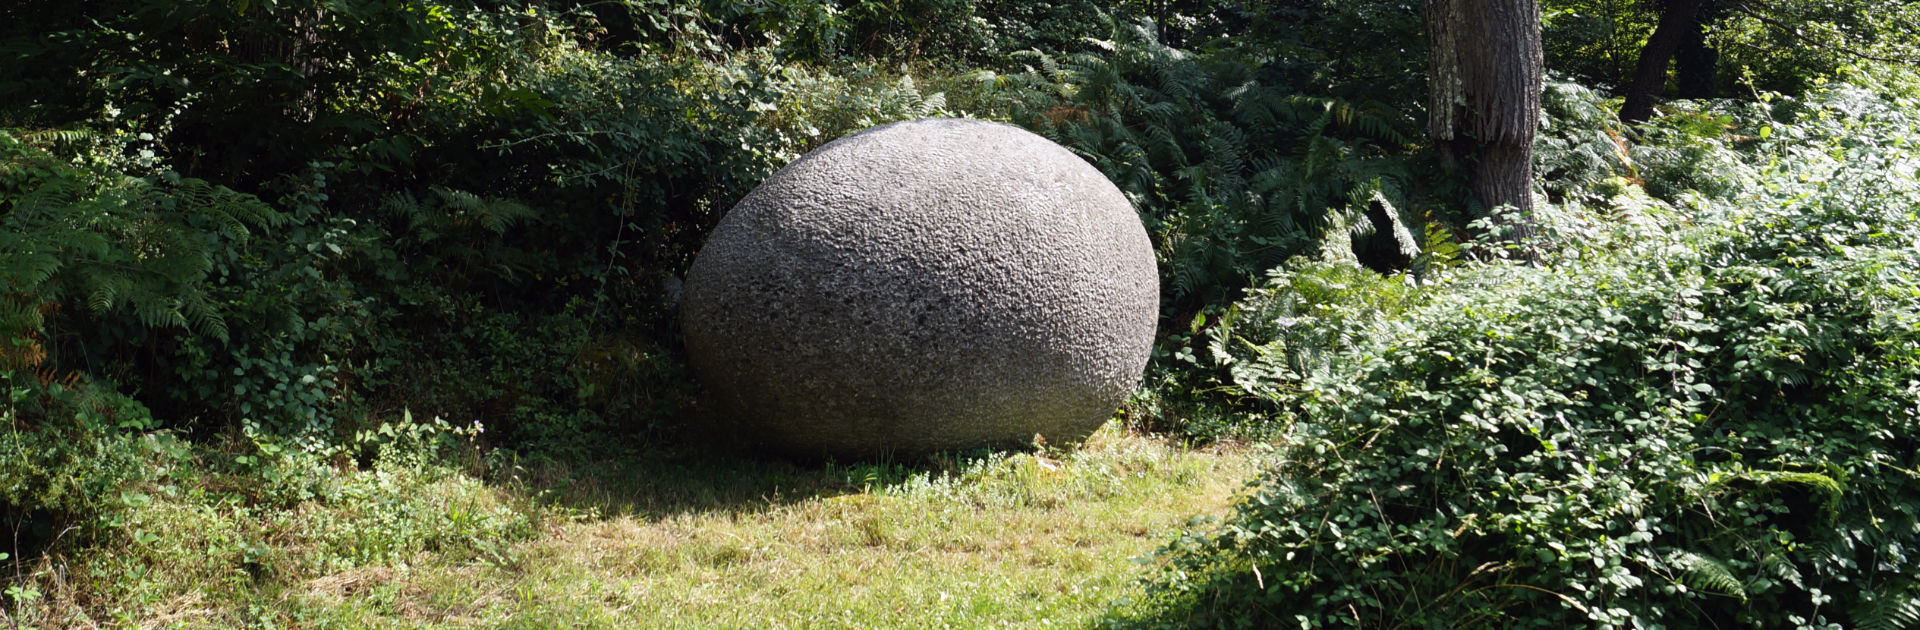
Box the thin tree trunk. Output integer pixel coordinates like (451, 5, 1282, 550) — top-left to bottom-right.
(1426, 0, 1545, 248)
(1619, 0, 1707, 122)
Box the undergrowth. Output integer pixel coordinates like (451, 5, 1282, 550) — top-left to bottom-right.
(1113, 76, 1920, 628)
(0, 413, 544, 626)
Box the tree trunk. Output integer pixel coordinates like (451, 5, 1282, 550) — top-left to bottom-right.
(1619, 0, 1707, 122)
(1426, 0, 1544, 248)
(1674, 0, 1719, 98)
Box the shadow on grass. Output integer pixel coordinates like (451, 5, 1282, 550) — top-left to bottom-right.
(502, 432, 1018, 521)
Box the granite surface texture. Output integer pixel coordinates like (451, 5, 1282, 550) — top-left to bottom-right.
(681, 118, 1157, 457)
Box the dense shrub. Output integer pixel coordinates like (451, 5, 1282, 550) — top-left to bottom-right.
(1115, 81, 1920, 628)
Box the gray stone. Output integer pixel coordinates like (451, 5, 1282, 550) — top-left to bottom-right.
(680, 118, 1158, 457)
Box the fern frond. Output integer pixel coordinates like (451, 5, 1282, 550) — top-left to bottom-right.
(0, 299, 46, 341)
(19, 128, 98, 146)
(0, 250, 63, 288)
(1854, 582, 1920, 630)
(85, 273, 130, 314)
(177, 286, 229, 344)
(66, 231, 113, 261)
(430, 187, 536, 234)
(1667, 551, 1748, 600)
(137, 222, 212, 282)
(131, 292, 189, 331)
(918, 91, 947, 116)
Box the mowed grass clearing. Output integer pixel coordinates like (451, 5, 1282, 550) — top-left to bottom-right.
(273, 427, 1261, 628)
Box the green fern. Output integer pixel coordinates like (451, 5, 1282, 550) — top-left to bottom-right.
(432, 187, 536, 235)
(1855, 583, 1920, 630)
(1, 129, 277, 346)
(1666, 551, 1748, 600)
(1008, 16, 1428, 308)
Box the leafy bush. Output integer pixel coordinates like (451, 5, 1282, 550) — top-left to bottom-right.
(0, 380, 164, 559)
(1115, 82, 1920, 628)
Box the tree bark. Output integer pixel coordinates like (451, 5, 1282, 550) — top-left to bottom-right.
(1619, 0, 1707, 122)
(1675, 0, 1720, 98)
(1426, 0, 1545, 248)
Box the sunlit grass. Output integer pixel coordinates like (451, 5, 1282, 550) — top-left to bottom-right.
(289, 426, 1256, 628)
(8, 425, 1259, 628)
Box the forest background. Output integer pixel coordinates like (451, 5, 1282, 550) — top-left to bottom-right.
(5, 0, 1920, 627)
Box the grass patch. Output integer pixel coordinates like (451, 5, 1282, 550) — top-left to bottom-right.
(4, 425, 1259, 628)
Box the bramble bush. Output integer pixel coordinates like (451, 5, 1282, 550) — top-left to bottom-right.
(1114, 78, 1920, 628)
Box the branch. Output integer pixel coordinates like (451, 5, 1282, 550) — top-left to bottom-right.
(1727, 3, 1920, 65)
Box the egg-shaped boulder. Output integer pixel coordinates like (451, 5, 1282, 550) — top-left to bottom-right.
(680, 118, 1157, 458)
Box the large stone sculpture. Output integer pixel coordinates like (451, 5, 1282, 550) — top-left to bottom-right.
(680, 118, 1157, 457)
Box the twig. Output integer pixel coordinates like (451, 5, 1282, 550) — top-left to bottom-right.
(1470, 583, 1592, 615)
